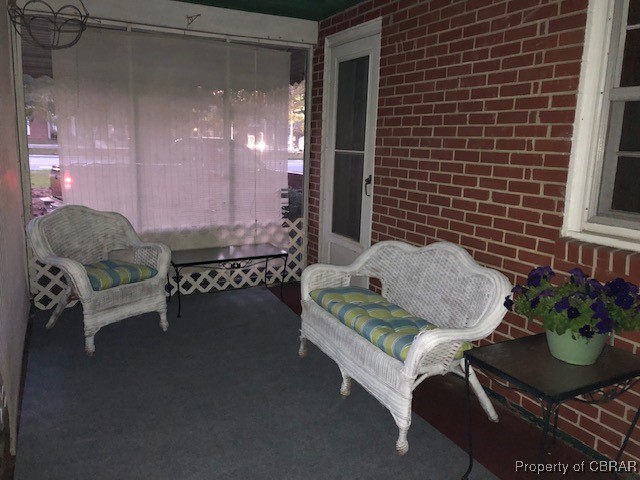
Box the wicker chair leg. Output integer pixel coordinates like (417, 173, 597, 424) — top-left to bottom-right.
(466, 361, 498, 422)
(159, 311, 168, 331)
(340, 373, 352, 398)
(298, 336, 307, 358)
(84, 334, 96, 356)
(46, 288, 71, 329)
(395, 427, 409, 455)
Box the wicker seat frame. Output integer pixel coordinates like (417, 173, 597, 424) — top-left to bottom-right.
(299, 240, 510, 455)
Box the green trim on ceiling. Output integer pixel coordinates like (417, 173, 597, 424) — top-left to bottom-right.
(172, 0, 363, 21)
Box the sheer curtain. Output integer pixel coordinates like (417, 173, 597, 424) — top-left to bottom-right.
(52, 28, 289, 246)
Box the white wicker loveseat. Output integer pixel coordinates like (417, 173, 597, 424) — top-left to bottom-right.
(27, 205, 171, 355)
(299, 240, 510, 454)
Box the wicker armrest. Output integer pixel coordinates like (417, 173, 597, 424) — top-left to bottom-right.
(39, 256, 93, 298)
(130, 242, 171, 277)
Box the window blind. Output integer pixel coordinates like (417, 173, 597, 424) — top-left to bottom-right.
(52, 28, 289, 246)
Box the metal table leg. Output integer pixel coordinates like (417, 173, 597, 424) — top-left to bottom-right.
(616, 405, 640, 462)
(462, 357, 473, 480)
(280, 254, 288, 299)
(172, 264, 182, 318)
(536, 401, 557, 475)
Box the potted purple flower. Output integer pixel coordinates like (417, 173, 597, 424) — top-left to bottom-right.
(504, 266, 640, 365)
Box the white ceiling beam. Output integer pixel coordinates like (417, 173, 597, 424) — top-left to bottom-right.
(14, 0, 319, 45)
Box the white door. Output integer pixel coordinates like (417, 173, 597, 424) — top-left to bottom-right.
(320, 20, 381, 268)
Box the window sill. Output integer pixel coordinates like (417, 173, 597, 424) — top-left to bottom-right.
(562, 229, 640, 254)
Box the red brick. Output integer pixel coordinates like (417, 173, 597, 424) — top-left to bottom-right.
(460, 236, 487, 251)
(525, 223, 560, 241)
(579, 416, 624, 448)
(493, 166, 524, 179)
(478, 203, 507, 217)
(539, 109, 576, 124)
(541, 212, 563, 228)
(511, 152, 544, 166)
(493, 217, 525, 234)
(479, 178, 507, 190)
(463, 188, 491, 201)
(492, 191, 521, 205)
(612, 250, 629, 276)
(504, 233, 536, 251)
(518, 67, 556, 86)
(548, 12, 588, 34)
(500, 82, 534, 97)
(532, 168, 567, 183)
(477, 3, 507, 21)
(452, 198, 478, 212)
(518, 250, 553, 267)
(509, 181, 541, 195)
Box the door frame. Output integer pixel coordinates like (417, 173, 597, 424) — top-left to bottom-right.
(319, 18, 382, 263)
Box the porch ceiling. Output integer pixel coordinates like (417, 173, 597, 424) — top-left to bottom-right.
(172, 0, 363, 21)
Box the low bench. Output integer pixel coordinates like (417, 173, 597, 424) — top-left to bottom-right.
(299, 240, 510, 455)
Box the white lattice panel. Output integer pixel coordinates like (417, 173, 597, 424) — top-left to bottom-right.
(31, 218, 306, 310)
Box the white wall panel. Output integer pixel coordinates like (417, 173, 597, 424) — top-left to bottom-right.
(0, 0, 30, 454)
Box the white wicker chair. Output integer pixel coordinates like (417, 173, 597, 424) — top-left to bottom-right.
(27, 205, 171, 355)
(299, 240, 510, 455)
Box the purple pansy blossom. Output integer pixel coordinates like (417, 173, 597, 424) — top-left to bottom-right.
(590, 299, 609, 320)
(596, 317, 614, 334)
(554, 297, 570, 312)
(605, 278, 635, 297)
(527, 266, 554, 288)
(504, 297, 514, 311)
(579, 325, 594, 339)
(511, 285, 528, 296)
(615, 294, 634, 310)
(568, 268, 587, 285)
(585, 279, 603, 299)
(567, 307, 580, 319)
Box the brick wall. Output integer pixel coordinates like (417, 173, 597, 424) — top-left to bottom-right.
(308, 0, 640, 463)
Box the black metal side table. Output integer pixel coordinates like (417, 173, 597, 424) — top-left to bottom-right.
(462, 334, 640, 479)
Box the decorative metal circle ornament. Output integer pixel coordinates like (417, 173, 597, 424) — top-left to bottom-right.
(8, 0, 90, 50)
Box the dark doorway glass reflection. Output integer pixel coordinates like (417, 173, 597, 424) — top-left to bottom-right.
(335, 56, 369, 152)
(332, 152, 364, 241)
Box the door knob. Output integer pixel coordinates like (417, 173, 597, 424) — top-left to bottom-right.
(364, 175, 372, 197)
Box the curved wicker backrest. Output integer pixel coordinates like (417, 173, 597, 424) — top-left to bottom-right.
(357, 242, 505, 330)
(28, 205, 139, 265)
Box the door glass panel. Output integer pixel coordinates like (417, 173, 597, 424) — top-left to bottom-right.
(335, 56, 369, 151)
(332, 152, 364, 241)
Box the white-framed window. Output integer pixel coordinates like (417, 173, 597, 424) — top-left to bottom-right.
(564, 0, 640, 251)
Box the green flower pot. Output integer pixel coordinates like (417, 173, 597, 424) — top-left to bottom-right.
(545, 330, 607, 366)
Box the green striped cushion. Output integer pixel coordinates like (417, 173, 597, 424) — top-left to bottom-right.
(310, 286, 472, 362)
(83, 259, 158, 291)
